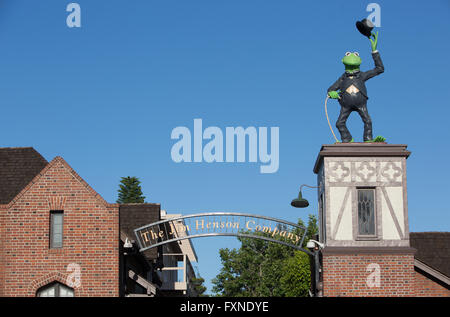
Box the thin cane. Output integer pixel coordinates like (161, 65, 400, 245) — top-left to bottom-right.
(324, 95, 339, 143)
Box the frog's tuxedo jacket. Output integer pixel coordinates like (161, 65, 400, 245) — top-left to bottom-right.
(327, 51, 384, 101)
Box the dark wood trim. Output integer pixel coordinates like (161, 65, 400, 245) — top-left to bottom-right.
(322, 246, 417, 255)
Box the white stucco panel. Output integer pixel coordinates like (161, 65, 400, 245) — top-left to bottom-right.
(334, 190, 353, 240)
(329, 186, 352, 240)
(385, 186, 404, 233)
(381, 187, 404, 240)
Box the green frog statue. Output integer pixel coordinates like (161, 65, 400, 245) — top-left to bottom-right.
(327, 31, 385, 143)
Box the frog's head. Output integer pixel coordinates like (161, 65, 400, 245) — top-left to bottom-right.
(342, 51, 361, 71)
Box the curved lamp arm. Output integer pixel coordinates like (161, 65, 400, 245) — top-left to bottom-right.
(299, 184, 320, 191)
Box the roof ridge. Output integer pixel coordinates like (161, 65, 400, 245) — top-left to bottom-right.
(5, 156, 115, 208)
(51, 156, 114, 208)
(411, 231, 450, 234)
(119, 203, 160, 206)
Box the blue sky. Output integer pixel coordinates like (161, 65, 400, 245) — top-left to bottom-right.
(1, 0, 449, 294)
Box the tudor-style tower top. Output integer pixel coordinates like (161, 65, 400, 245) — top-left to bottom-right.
(313, 143, 411, 248)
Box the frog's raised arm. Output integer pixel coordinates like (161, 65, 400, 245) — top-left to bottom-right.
(362, 32, 384, 81)
(369, 31, 379, 52)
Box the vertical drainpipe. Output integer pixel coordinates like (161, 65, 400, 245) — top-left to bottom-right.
(314, 250, 320, 297)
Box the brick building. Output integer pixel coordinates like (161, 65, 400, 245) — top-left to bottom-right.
(0, 147, 198, 297)
(0, 148, 119, 296)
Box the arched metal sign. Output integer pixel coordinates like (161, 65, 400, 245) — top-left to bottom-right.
(134, 212, 313, 256)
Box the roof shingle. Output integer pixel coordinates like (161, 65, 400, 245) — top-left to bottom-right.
(0, 147, 48, 204)
(410, 232, 450, 277)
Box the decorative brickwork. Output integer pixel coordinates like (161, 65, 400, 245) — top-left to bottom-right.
(0, 157, 119, 297)
(47, 196, 67, 211)
(28, 271, 84, 296)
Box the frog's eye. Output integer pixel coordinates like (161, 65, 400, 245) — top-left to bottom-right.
(345, 52, 351, 56)
(353, 52, 360, 57)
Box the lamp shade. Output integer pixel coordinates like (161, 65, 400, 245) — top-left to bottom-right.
(291, 191, 309, 208)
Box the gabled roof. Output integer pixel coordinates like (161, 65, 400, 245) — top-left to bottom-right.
(0, 147, 48, 204)
(410, 232, 450, 278)
(0, 147, 114, 208)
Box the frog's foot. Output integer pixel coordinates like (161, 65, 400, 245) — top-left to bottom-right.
(340, 137, 353, 143)
(364, 136, 386, 143)
(373, 135, 386, 142)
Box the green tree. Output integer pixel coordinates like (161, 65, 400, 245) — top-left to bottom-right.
(305, 214, 319, 244)
(212, 237, 291, 297)
(280, 251, 311, 297)
(117, 176, 146, 204)
(211, 215, 318, 297)
(190, 276, 208, 297)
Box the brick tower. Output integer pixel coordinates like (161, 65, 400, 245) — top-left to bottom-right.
(313, 143, 416, 296)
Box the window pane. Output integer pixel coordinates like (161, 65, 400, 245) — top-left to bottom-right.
(59, 285, 74, 297)
(52, 223, 62, 234)
(53, 234, 63, 248)
(53, 214, 63, 224)
(37, 283, 73, 297)
(37, 285, 56, 297)
(358, 189, 375, 235)
(51, 212, 63, 248)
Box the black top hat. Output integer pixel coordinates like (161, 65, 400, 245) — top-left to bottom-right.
(356, 18, 374, 38)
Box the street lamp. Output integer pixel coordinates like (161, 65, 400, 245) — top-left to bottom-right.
(291, 184, 319, 208)
(291, 184, 322, 296)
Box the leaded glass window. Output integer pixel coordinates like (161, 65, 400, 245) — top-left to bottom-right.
(357, 189, 376, 236)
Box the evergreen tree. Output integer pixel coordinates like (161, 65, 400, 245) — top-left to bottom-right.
(117, 176, 146, 204)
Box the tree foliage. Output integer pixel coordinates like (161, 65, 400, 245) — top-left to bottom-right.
(190, 276, 208, 297)
(117, 176, 146, 204)
(280, 251, 311, 297)
(211, 215, 318, 297)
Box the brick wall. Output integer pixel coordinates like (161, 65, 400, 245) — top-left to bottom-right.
(414, 269, 450, 297)
(0, 205, 5, 297)
(322, 252, 416, 297)
(0, 157, 119, 297)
